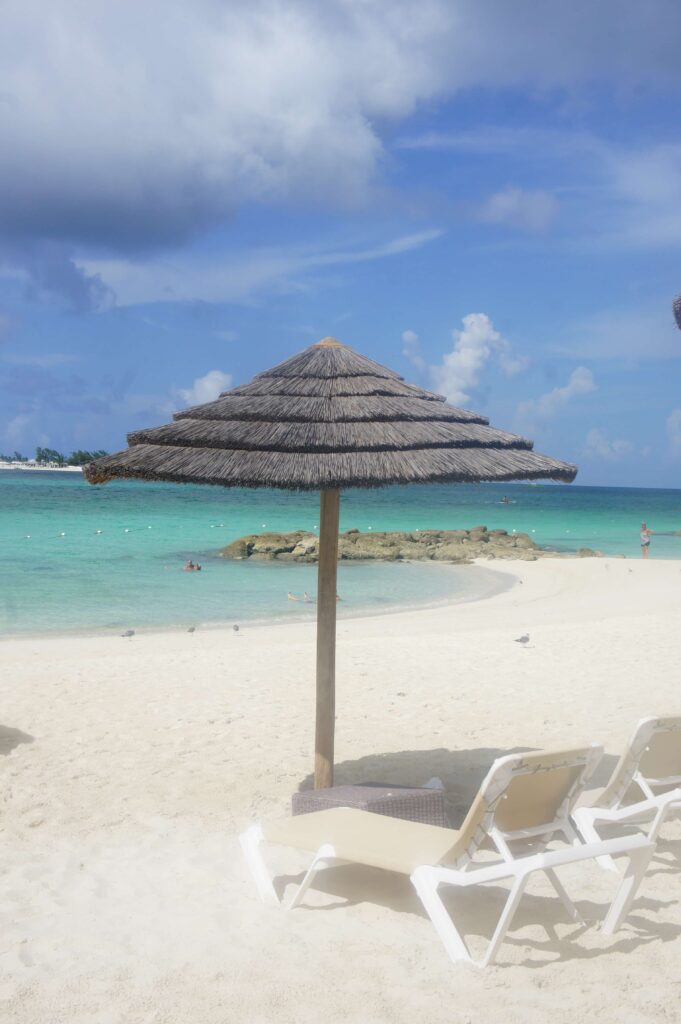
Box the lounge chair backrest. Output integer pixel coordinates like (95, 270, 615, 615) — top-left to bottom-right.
(598, 716, 681, 807)
(451, 746, 602, 867)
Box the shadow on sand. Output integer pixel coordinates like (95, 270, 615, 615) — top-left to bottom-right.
(271, 855, 678, 968)
(298, 746, 620, 827)
(0, 725, 34, 756)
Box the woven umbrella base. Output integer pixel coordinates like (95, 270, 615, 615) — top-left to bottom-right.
(292, 783, 449, 828)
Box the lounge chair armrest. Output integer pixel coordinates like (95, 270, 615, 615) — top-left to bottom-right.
(418, 834, 653, 890)
(574, 788, 681, 826)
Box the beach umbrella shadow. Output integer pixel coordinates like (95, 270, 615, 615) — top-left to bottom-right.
(0, 725, 34, 755)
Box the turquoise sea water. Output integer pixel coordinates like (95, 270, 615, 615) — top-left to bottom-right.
(1, 471, 680, 636)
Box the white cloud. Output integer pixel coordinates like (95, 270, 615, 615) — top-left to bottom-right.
(175, 370, 232, 408)
(430, 313, 528, 406)
(667, 408, 681, 455)
(583, 428, 633, 461)
(2, 2, 680, 259)
(518, 367, 596, 422)
(0, 1, 454, 254)
(479, 186, 558, 232)
(0, 2, 679, 311)
(401, 329, 425, 371)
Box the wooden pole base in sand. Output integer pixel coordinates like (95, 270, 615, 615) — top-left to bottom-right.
(314, 488, 340, 789)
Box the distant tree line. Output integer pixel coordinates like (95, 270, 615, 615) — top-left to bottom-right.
(1, 448, 109, 465)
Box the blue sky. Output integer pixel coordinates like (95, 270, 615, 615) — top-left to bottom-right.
(1, 1, 680, 486)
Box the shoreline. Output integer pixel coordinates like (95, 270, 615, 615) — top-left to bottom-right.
(2, 555, 677, 650)
(0, 560, 515, 643)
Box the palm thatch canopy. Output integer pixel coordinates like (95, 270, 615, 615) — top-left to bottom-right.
(85, 338, 576, 488)
(674, 293, 681, 331)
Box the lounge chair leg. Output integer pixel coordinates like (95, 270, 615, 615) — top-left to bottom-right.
(412, 868, 531, 968)
(647, 802, 675, 851)
(601, 844, 654, 935)
(488, 827, 515, 862)
(240, 825, 280, 906)
(286, 844, 343, 910)
(572, 810, 619, 873)
(633, 771, 656, 801)
(561, 820, 584, 847)
(481, 875, 529, 968)
(543, 868, 584, 924)
(411, 867, 472, 964)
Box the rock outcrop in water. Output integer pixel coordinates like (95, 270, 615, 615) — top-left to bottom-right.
(219, 527, 599, 563)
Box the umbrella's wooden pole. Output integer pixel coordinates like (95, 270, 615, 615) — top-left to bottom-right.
(315, 488, 340, 789)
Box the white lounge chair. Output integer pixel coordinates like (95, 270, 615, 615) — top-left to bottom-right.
(241, 746, 653, 967)
(573, 716, 681, 872)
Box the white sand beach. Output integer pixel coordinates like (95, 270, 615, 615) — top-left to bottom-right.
(1, 557, 680, 1024)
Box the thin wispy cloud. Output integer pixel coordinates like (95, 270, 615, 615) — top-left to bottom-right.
(1, 352, 79, 369)
(2, 413, 31, 444)
(583, 428, 633, 462)
(78, 230, 443, 306)
(517, 367, 596, 423)
(401, 330, 426, 372)
(397, 120, 681, 252)
(551, 305, 681, 361)
(667, 409, 681, 455)
(478, 186, 558, 233)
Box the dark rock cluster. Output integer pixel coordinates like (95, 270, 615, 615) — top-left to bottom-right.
(220, 526, 599, 563)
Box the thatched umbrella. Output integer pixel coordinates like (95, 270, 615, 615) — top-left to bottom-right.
(673, 293, 681, 331)
(85, 337, 577, 788)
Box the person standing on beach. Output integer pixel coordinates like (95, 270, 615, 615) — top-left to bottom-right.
(640, 522, 654, 559)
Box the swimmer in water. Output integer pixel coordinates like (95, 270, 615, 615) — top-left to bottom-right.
(287, 591, 299, 601)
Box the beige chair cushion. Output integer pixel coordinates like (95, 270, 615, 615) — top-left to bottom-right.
(264, 807, 464, 875)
